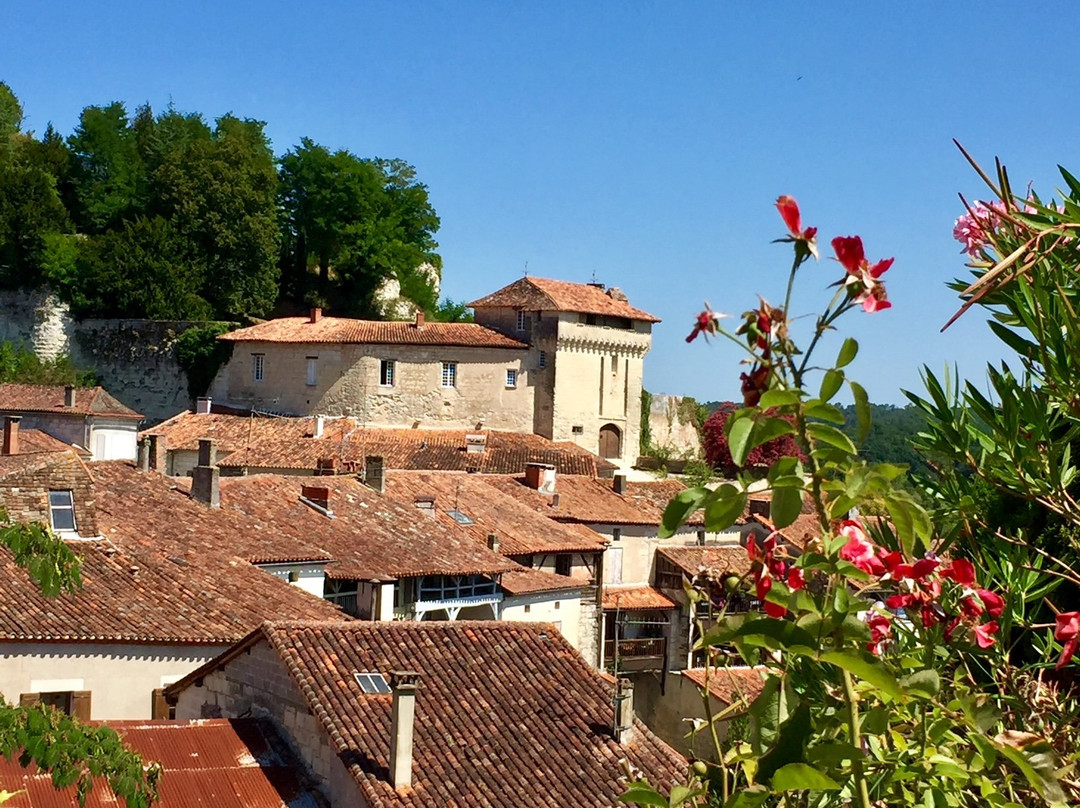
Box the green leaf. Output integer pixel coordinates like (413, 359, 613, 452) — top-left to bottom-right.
(806, 422, 857, 455)
(850, 381, 871, 444)
(804, 400, 845, 424)
(770, 762, 840, 792)
(620, 785, 670, 806)
(704, 487, 748, 533)
(749, 417, 796, 453)
(819, 369, 844, 402)
(727, 412, 755, 467)
(902, 669, 941, 699)
(758, 389, 802, 409)
(659, 487, 709, 538)
(735, 618, 816, 653)
(836, 337, 858, 369)
(819, 650, 901, 698)
(723, 786, 770, 808)
(758, 702, 812, 784)
(769, 486, 802, 529)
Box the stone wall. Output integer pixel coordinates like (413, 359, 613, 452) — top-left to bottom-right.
(648, 394, 702, 457)
(0, 289, 210, 424)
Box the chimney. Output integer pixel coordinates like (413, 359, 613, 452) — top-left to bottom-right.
(613, 473, 627, 495)
(613, 677, 634, 743)
(365, 455, 385, 494)
(136, 437, 150, 471)
(64, 385, 76, 408)
(2, 416, 20, 456)
(313, 414, 325, 439)
(301, 485, 331, 512)
(147, 434, 167, 472)
(524, 462, 556, 494)
(191, 438, 220, 508)
(414, 496, 436, 518)
(195, 397, 212, 415)
(414, 310, 425, 329)
(315, 456, 337, 476)
(309, 307, 322, 323)
(487, 532, 500, 553)
(389, 671, 422, 789)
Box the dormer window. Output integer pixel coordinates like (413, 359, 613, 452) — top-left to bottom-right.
(49, 490, 76, 533)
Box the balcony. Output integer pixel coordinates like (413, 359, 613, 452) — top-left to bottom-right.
(604, 636, 667, 673)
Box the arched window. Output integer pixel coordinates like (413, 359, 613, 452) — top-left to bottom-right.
(598, 424, 622, 459)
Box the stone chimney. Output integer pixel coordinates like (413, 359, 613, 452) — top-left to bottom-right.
(64, 385, 76, 408)
(524, 462, 556, 494)
(414, 310, 425, 329)
(313, 414, 325, 439)
(191, 439, 220, 508)
(613, 677, 634, 743)
(147, 434, 167, 472)
(195, 397, 212, 415)
(487, 532, 500, 553)
(136, 437, 150, 471)
(612, 473, 627, 495)
(2, 416, 20, 456)
(309, 307, 322, 323)
(389, 671, 422, 789)
(365, 455, 385, 494)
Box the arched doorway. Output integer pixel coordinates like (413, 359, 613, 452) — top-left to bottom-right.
(598, 424, 622, 459)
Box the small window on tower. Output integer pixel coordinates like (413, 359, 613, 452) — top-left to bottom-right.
(506, 369, 517, 388)
(441, 362, 457, 388)
(611, 354, 619, 374)
(49, 490, 76, 533)
(538, 351, 546, 369)
(306, 356, 318, 386)
(252, 354, 265, 383)
(380, 359, 395, 386)
(516, 310, 527, 331)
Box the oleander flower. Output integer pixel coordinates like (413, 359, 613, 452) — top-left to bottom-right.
(1055, 611, 1080, 669)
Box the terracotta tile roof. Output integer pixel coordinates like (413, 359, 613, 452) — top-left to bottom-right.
(173, 621, 686, 807)
(217, 419, 617, 476)
(16, 428, 91, 456)
(468, 276, 660, 322)
(482, 474, 672, 525)
(656, 545, 752, 578)
(681, 667, 766, 704)
(602, 585, 676, 611)
(499, 567, 589, 595)
(0, 718, 324, 808)
(748, 512, 821, 551)
(0, 383, 143, 419)
(141, 411, 293, 453)
(384, 471, 607, 555)
(218, 317, 528, 348)
(214, 474, 518, 580)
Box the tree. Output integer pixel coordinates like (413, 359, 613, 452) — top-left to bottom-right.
(67, 102, 145, 234)
(0, 160, 72, 289)
(702, 401, 802, 477)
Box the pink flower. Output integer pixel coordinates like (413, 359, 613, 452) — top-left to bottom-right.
(974, 621, 999, 649)
(830, 236, 893, 314)
(776, 195, 818, 259)
(866, 612, 892, 655)
(953, 201, 1004, 257)
(838, 520, 885, 575)
(1055, 611, 1080, 669)
(940, 559, 976, 586)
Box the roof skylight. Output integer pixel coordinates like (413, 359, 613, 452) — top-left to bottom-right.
(353, 671, 391, 694)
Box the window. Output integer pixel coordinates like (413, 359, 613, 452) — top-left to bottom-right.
(441, 362, 456, 388)
(353, 672, 391, 694)
(538, 351, 547, 369)
(306, 356, 318, 386)
(152, 689, 175, 720)
(611, 527, 622, 542)
(571, 425, 584, 435)
(516, 310, 527, 331)
(555, 555, 572, 577)
(380, 359, 395, 386)
(49, 490, 76, 532)
(506, 369, 517, 388)
(697, 530, 706, 546)
(252, 354, 265, 383)
(20, 691, 91, 719)
(611, 354, 619, 374)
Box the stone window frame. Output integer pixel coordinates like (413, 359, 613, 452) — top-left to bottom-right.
(440, 361, 457, 389)
(380, 359, 395, 387)
(505, 368, 517, 388)
(252, 353, 265, 383)
(305, 356, 318, 387)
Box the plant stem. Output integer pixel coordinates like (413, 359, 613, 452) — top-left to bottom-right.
(841, 669, 873, 808)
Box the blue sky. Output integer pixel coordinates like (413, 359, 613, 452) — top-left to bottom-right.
(5, 2, 1077, 404)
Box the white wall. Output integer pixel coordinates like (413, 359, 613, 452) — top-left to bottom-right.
(502, 591, 583, 651)
(89, 418, 139, 461)
(0, 642, 223, 719)
(256, 563, 327, 598)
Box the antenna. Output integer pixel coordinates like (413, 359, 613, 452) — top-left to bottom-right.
(524, 261, 528, 277)
(590, 268, 598, 283)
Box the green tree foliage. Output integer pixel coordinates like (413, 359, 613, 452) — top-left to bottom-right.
(174, 323, 234, 398)
(430, 297, 474, 323)
(0, 341, 96, 386)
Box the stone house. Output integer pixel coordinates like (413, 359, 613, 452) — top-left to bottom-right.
(167, 620, 686, 808)
(0, 383, 142, 461)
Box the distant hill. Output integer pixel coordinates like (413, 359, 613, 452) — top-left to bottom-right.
(701, 400, 927, 472)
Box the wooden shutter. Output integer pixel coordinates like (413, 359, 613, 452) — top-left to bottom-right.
(72, 691, 92, 721)
(151, 689, 170, 720)
(18, 693, 40, 708)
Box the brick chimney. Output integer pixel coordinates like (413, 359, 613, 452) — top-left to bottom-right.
(365, 456, 386, 494)
(524, 462, 556, 494)
(315, 456, 337, 476)
(136, 437, 150, 471)
(300, 484, 332, 515)
(313, 414, 325, 439)
(414, 310, 425, 329)
(195, 397, 212, 415)
(147, 434, 167, 472)
(613, 677, 634, 743)
(64, 385, 76, 408)
(612, 473, 627, 495)
(309, 307, 322, 323)
(487, 532, 500, 553)
(389, 671, 422, 789)
(2, 416, 20, 456)
(191, 439, 220, 508)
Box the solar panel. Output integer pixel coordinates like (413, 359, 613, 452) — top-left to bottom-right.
(446, 509, 474, 525)
(353, 672, 391, 694)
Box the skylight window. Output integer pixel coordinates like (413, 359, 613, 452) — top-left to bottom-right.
(353, 672, 391, 694)
(446, 509, 474, 525)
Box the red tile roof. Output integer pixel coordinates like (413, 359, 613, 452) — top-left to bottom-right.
(218, 317, 528, 348)
(0, 718, 322, 808)
(656, 545, 752, 578)
(499, 567, 590, 595)
(384, 471, 607, 555)
(141, 411, 293, 453)
(16, 429, 90, 456)
(748, 512, 821, 551)
(681, 667, 766, 704)
(602, 585, 676, 611)
(468, 276, 660, 322)
(171, 621, 685, 807)
(0, 384, 143, 420)
(217, 419, 617, 476)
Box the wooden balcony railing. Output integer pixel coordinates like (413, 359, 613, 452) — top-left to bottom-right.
(604, 636, 666, 671)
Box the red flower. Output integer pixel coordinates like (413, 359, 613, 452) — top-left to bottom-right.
(911, 557, 940, 579)
(974, 621, 999, 649)
(686, 306, 722, 343)
(776, 195, 818, 258)
(740, 364, 770, 407)
(940, 559, 976, 586)
(960, 596, 984, 620)
(838, 520, 884, 576)
(1055, 611, 1080, 669)
(832, 236, 865, 275)
(976, 589, 1005, 619)
(787, 566, 806, 591)
(830, 236, 893, 314)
